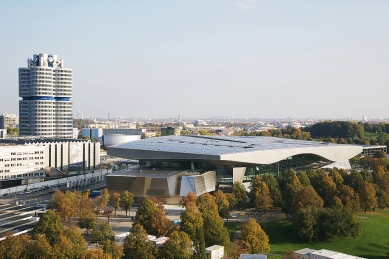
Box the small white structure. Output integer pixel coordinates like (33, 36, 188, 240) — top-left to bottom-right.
(206, 245, 224, 259)
(293, 248, 367, 259)
(114, 232, 130, 245)
(152, 236, 169, 247)
(239, 254, 267, 259)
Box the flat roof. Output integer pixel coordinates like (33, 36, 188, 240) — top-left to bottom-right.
(108, 136, 363, 165)
(107, 169, 189, 178)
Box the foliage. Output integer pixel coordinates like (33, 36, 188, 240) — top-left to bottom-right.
(83, 248, 112, 259)
(163, 231, 193, 259)
(6, 127, 19, 136)
(110, 192, 121, 216)
(180, 204, 206, 259)
(197, 193, 230, 246)
(135, 197, 160, 233)
(98, 188, 110, 210)
(225, 240, 250, 259)
(123, 224, 156, 259)
(119, 190, 134, 217)
(213, 190, 230, 218)
(91, 221, 114, 243)
(180, 191, 198, 208)
(306, 121, 364, 139)
(148, 208, 175, 237)
(358, 181, 378, 213)
(336, 185, 360, 212)
(292, 185, 324, 214)
(293, 207, 362, 242)
(232, 182, 247, 208)
(77, 212, 96, 234)
(315, 173, 337, 206)
(101, 239, 124, 259)
(262, 174, 282, 205)
(64, 226, 87, 259)
(225, 193, 237, 210)
(239, 218, 270, 253)
(0, 233, 30, 259)
(34, 209, 64, 244)
(281, 174, 302, 214)
(26, 234, 52, 259)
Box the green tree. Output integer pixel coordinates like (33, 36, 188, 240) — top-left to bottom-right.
(52, 235, 75, 259)
(77, 212, 96, 234)
(163, 231, 193, 259)
(197, 193, 230, 247)
(26, 234, 52, 259)
(34, 210, 64, 244)
(213, 190, 230, 218)
(123, 224, 155, 259)
(233, 182, 247, 208)
(135, 198, 160, 233)
(253, 180, 273, 213)
(292, 206, 320, 243)
(83, 248, 112, 259)
(119, 190, 134, 218)
(91, 221, 114, 242)
(180, 192, 198, 208)
(292, 185, 324, 214)
(296, 171, 311, 186)
(239, 218, 270, 253)
(110, 192, 121, 216)
(101, 239, 124, 259)
(262, 174, 282, 206)
(336, 185, 360, 212)
(180, 204, 206, 259)
(225, 193, 237, 210)
(99, 188, 110, 211)
(358, 181, 378, 213)
(316, 173, 337, 206)
(281, 174, 302, 214)
(0, 233, 30, 259)
(64, 226, 87, 259)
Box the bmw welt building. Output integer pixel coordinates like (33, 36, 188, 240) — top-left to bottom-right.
(107, 135, 362, 204)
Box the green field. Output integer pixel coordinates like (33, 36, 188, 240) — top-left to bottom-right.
(364, 132, 379, 139)
(225, 209, 389, 259)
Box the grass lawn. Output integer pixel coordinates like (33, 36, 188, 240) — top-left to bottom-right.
(225, 209, 389, 259)
(364, 132, 379, 139)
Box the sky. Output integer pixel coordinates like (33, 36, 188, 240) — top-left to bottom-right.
(0, 0, 388, 119)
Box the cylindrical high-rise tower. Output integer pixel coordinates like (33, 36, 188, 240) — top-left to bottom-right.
(19, 53, 73, 138)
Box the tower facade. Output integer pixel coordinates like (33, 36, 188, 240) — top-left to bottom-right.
(19, 53, 73, 138)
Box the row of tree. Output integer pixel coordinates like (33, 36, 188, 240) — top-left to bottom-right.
(0, 210, 121, 259)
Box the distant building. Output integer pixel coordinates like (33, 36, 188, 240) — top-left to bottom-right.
(19, 53, 72, 138)
(103, 129, 142, 135)
(82, 128, 103, 139)
(0, 113, 19, 129)
(72, 128, 79, 139)
(161, 127, 180, 136)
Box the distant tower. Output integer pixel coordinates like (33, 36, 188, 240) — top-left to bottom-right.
(178, 114, 181, 124)
(108, 112, 111, 120)
(19, 53, 73, 138)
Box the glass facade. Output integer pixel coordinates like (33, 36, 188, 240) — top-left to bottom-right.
(140, 153, 331, 185)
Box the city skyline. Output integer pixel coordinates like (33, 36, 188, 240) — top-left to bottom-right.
(0, 1, 388, 119)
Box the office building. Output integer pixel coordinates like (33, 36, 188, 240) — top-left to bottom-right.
(0, 139, 100, 179)
(0, 114, 19, 129)
(19, 53, 73, 138)
(160, 127, 180, 136)
(82, 128, 103, 139)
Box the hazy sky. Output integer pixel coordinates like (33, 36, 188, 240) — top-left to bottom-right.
(0, 0, 388, 119)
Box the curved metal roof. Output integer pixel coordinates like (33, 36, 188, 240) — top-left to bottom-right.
(107, 135, 362, 164)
